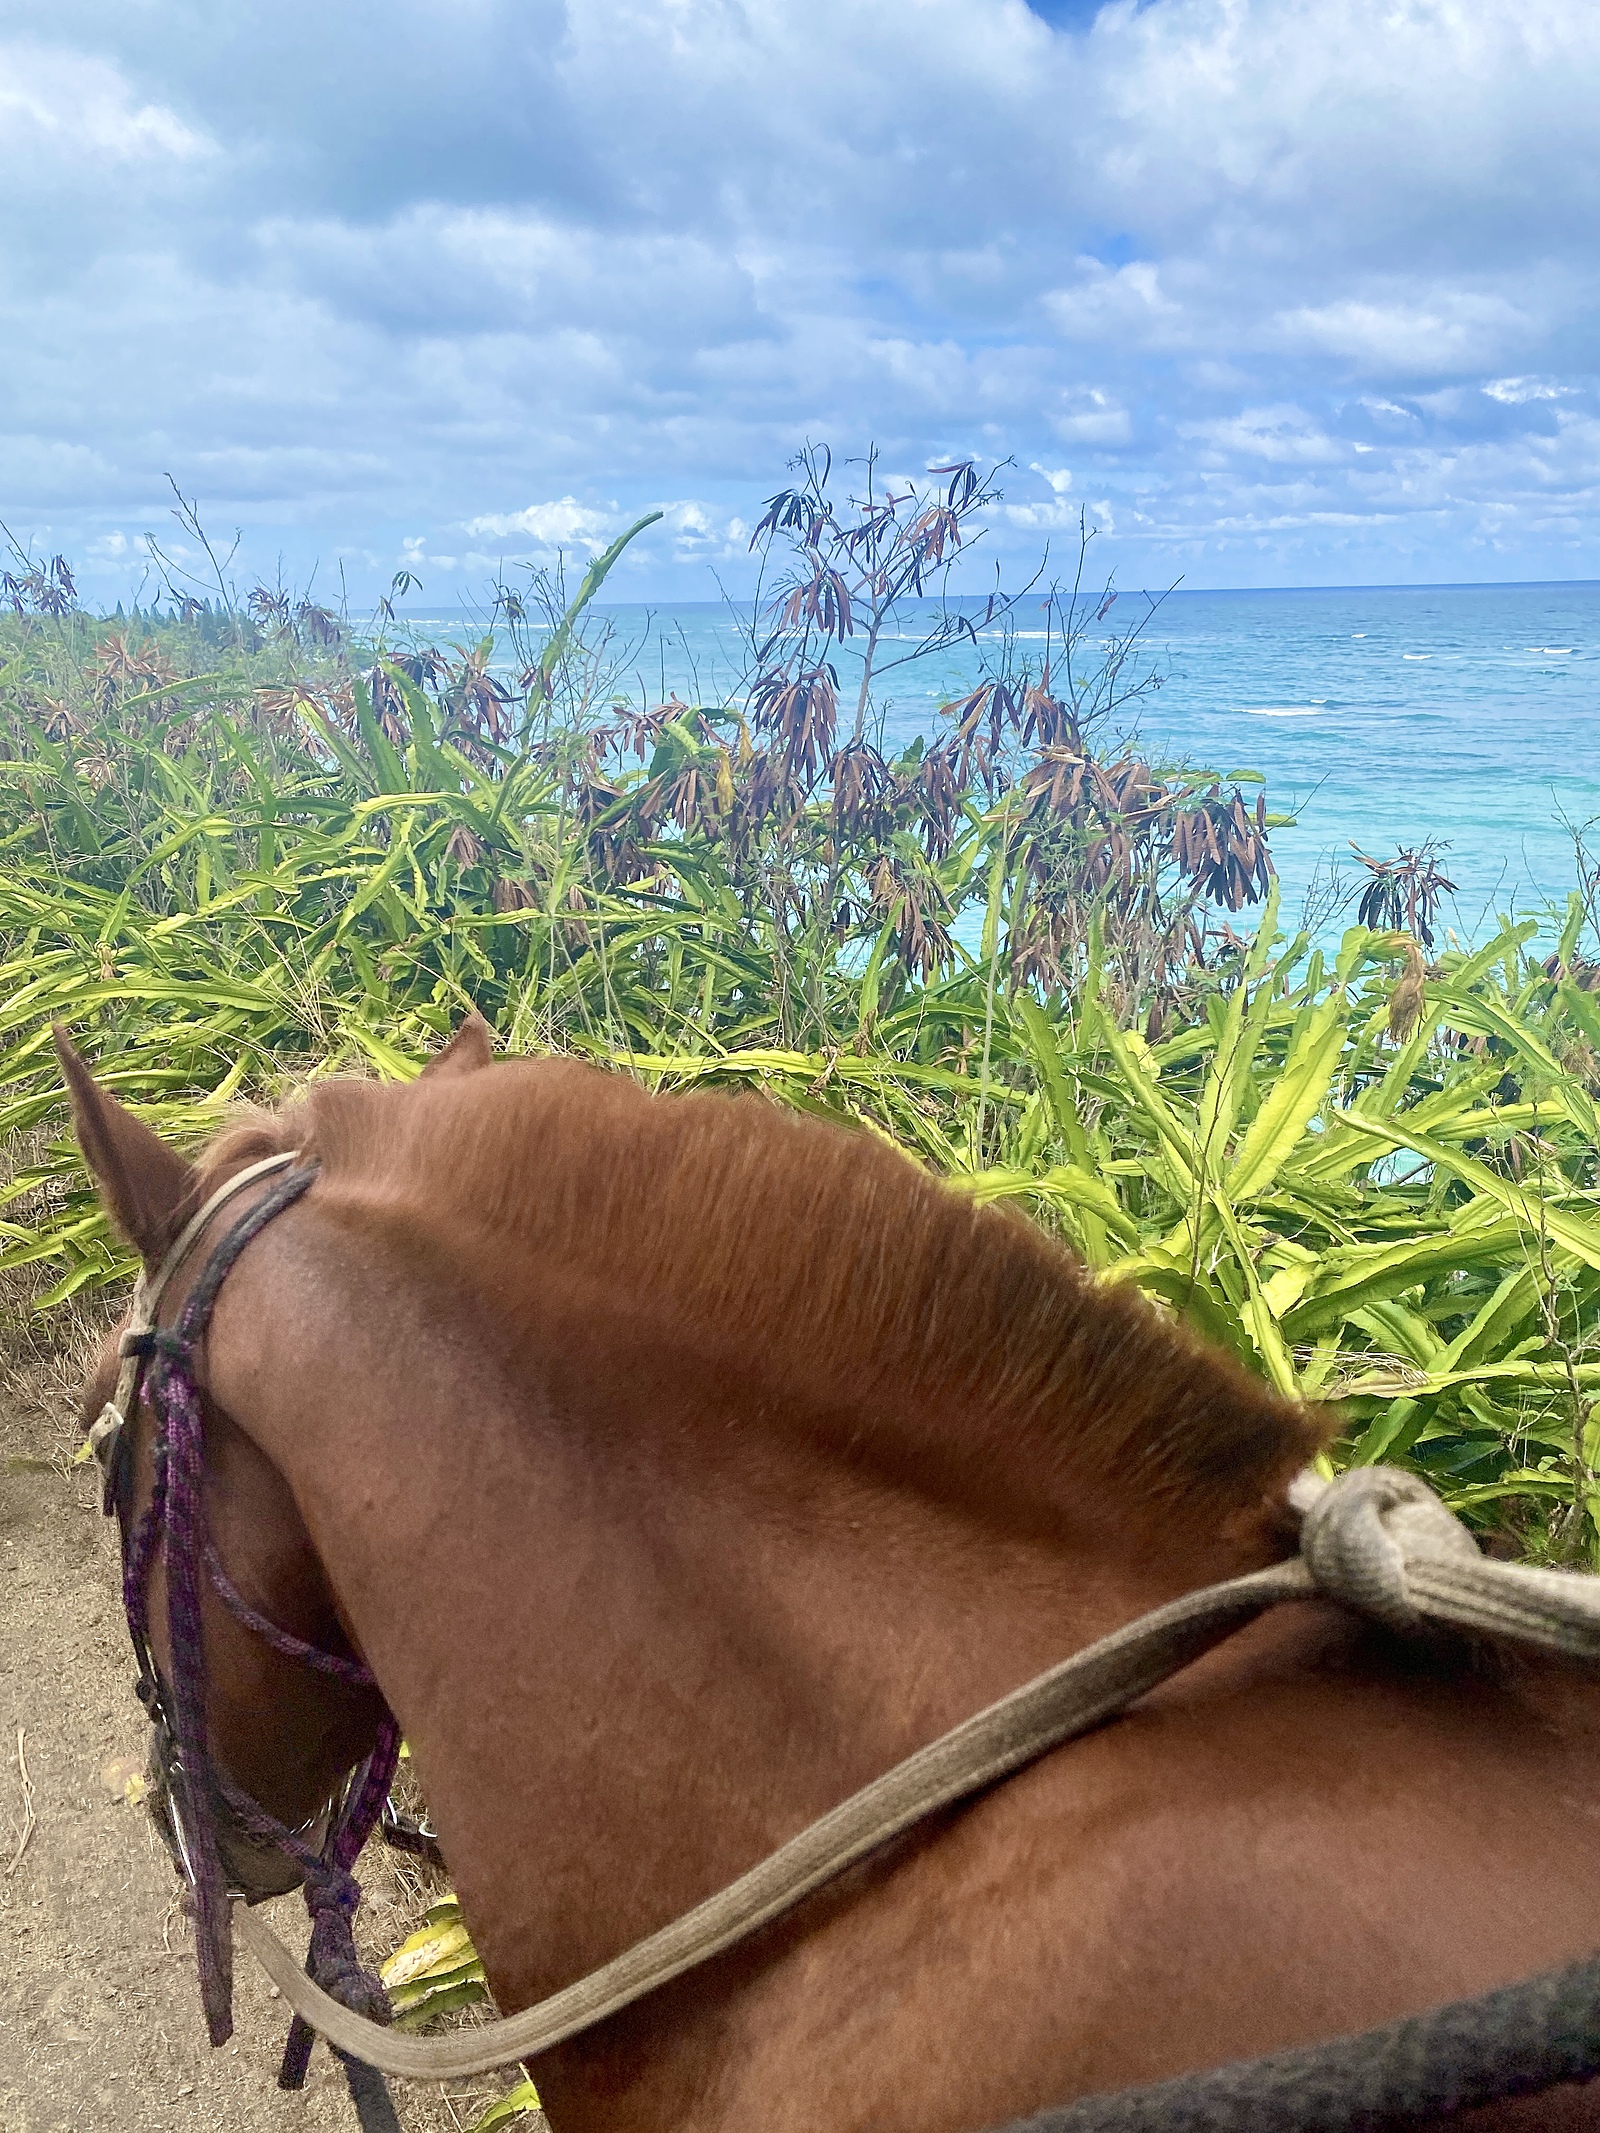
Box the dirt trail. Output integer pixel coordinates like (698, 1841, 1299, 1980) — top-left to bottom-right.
(0, 1348, 507, 2133)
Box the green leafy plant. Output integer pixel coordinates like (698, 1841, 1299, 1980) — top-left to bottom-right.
(467, 2081, 544, 2131)
(378, 1895, 489, 2029)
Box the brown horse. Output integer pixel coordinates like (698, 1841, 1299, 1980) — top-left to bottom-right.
(61, 1017, 1600, 2132)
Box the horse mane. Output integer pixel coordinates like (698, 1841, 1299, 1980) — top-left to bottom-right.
(198, 1057, 1326, 1516)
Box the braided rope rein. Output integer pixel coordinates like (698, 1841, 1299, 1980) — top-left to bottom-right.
(111, 1157, 403, 2124)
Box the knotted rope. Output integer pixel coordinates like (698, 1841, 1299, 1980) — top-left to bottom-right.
(277, 1735, 402, 2090)
(1293, 1462, 1600, 1655)
(215, 1724, 400, 2090)
(231, 1458, 1600, 2081)
(1296, 1465, 1481, 1632)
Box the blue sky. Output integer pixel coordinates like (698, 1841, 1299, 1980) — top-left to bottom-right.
(2, 0, 1597, 604)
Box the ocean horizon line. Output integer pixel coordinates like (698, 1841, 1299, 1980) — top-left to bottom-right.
(368, 576, 1600, 625)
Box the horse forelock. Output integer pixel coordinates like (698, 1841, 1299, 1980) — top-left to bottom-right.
(196, 1057, 1327, 1519)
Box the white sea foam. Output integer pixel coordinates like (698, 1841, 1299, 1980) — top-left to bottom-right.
(1402, 653, 1430, 660)
(1242, 704, 1327, 718)
(1352, 632, 1366, 639)
(1529, 646, 1573, 654)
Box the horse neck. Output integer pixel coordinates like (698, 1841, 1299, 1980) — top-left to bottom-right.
(213, 1188, 1289, 1993)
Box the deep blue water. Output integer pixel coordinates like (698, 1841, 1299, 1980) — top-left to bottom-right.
(398, 581, 1600, 947)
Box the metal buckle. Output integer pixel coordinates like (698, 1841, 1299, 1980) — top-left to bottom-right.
(146, 1721, 286, 1904)
(381, 1794, 446, 1869)
(88, 1402, 127, 1519)
(146, 1718, 205, 1891)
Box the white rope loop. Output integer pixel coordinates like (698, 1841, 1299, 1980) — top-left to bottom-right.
(1295, 1464, 1600, 1659)
(1297, 1466, 1479, 1635)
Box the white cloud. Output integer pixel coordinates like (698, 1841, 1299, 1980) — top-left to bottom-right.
(400, 534, 458, 573)
(0, 43, 213, 165)
(1051, 393, 1131, 445)
(1483, 376, 1579, 404)
(2, 0, 1600, 593)
(1183, 406, 1345, 466)
(1270, 292, 1531, 374)
(1045, 262, 1185, 350)
(462, 498, 618, 551)
(1004, 462, 1079, 530)
(660, 501, 728, 558)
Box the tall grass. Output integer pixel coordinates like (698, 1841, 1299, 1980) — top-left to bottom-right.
(3, 525, 1599, 1569)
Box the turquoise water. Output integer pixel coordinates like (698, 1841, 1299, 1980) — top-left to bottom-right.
(402, 581, 1600, 946)
(1119, 583, 1600, 946)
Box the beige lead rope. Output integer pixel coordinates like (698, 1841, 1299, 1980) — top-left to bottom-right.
(231, 1465, 1600, 2080)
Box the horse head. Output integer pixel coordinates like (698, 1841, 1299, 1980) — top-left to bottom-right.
(55, 1014, 493, 2048)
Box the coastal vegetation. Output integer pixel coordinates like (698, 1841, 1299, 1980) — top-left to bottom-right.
(5, 473, 1600, 2111)
(3, 480, 1600, 1564)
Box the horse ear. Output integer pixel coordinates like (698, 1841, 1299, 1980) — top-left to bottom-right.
(53, 1027, 197, 1269)
(419, 1009, 495, 1080)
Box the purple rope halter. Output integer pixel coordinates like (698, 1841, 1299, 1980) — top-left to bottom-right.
(113, 1161, 403, 2109)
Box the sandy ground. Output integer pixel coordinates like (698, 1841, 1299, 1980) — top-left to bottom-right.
(0, 1329, 528, 2133)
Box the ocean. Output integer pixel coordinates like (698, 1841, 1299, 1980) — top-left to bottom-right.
(402, 580, 1600, 949)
